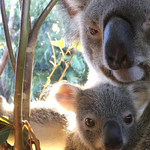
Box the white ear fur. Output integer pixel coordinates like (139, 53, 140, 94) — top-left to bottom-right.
(64, 0, 90, 12)
(129, 82, 150, 119)
(51, 82, 80, 112)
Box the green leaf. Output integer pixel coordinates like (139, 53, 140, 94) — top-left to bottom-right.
(0, 127, 11, 145)
(70, 54, 86, 74)
(64, 70, 78, 83)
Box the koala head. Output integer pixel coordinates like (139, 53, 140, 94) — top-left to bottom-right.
(62, 0, 150, 84)
(53, 82, 150, 150)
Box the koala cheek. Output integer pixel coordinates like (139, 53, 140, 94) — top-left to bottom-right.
(84, 44, 103, 65)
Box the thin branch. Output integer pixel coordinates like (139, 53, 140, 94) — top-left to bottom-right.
(47, 33, 56, 66)
(0, 141, 14, 149)
(25, 0, 59, 54)
(39, 46, 71, 100)
(23, 120, 41, 150)
(14, 0, 30, 149)
(24, 0, 59, 99)
(30, 0, 58, 41)
(58, 47, 77, 82)
(0, 30, 20, 75)
(0, 0, 16, 73)
(22, 0, 58, 145)
(23, 0, 58, 122)
(0, 0, 19, 75)
(0, 47, 8, 75)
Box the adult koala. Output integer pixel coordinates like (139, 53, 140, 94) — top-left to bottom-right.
(61, 0, 150, 84)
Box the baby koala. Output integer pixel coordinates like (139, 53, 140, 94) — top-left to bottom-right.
(0, 82, 149, 150)
(54, 82, 150, 150)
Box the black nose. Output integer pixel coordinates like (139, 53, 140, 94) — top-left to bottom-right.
(104, 17, 134, 70)
(103, 120, 123, 150)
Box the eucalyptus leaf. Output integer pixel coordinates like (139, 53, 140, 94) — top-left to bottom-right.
(0, 127, 11, 145)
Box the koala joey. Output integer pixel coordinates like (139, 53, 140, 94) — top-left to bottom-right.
(0, 82, 149, 150)
(61, 0, 150, 84)
(54, 82, 150, 150)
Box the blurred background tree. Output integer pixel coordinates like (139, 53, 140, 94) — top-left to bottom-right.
(0, 0, 88, 102)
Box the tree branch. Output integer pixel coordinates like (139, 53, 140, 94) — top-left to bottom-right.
(0, 0, 16, 73)
(22, 0, 58, 146)
(0, 47, 8, 75)
(0, 30, 19, 75)
(30, 0, 58, 40)
(0, 0, 18, 75)
(23, 0, 58, 120)
(14, 0, 30, 149)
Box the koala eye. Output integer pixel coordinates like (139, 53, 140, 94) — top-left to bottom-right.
(86, 26, 101, 39)
(124, 114, 133, 125)
(85, 118, 95, 127)
(88, 27, 98, 35)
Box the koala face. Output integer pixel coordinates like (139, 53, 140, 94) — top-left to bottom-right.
(55, 82, 149, 150)
(81, 0, 150, 83)
(75, 85, 136, 150)
(63, 0, 150, 83)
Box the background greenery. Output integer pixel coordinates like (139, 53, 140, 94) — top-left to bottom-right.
(0, 0, 88, 102)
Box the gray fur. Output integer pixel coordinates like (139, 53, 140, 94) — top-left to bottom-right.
(125, 102, 150, 150)
(55, 82, 150, 150)
(60, 0, 150, 84)
(0, 81, 150, 150)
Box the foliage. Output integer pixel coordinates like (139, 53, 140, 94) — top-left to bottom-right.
(0, 116, 13, 145)
(0, 127, 11, 145)
(0, 0, 88, 102)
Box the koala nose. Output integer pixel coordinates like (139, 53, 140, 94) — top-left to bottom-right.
(103, 120, 123, 150)
(104, 17, 134, 70)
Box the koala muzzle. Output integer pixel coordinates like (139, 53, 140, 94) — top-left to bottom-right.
(103, 120, 123, 150)
(104, 17, 134, 70)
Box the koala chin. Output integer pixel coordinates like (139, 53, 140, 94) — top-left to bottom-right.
(100, 64, 146, 83)
(112, 66, 145, 83)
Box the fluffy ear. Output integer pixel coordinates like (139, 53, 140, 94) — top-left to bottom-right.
(129, 82, 150, 119)
(62, 0, 90, 17)
(52, 82, 80, 112)
(59, 0, 90, 42)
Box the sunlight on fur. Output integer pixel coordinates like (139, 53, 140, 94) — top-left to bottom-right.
(31, 98, 76, 131)
(47, 83, 77, 131)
